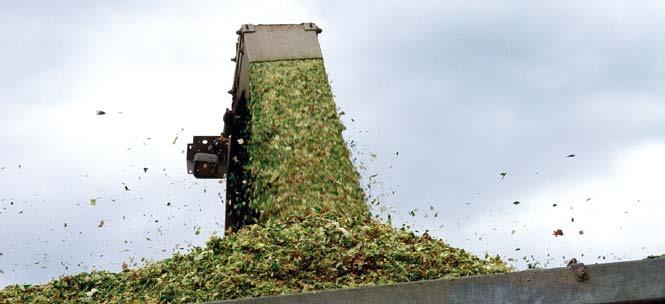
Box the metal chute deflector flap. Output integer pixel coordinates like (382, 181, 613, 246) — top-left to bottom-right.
(230, 23, 323, 105)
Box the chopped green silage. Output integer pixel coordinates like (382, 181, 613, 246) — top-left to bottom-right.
(0, 215, 509, 303)
(0, 59, 510, 303)
(244, 59, 370, 226)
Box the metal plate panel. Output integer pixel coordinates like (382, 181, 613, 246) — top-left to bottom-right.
(186, 136, 228, 178)
(242, 23, 323, 63)
(206, 259, 665, 304)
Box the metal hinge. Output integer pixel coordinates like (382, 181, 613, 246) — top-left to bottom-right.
(302, 22, 322, 34)
(236, 24, 256, 35)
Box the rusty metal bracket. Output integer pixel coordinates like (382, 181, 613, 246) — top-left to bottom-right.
(569, 262, 589, 282)
(302, 22, 323, 33)
(236, 24, 256, 35)
(186, 136, 230, 179)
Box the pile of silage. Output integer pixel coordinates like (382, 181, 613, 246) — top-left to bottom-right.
(0, 214, 509, 303)
(0, 59, 510, 303)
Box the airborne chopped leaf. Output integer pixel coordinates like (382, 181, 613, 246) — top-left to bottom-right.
(553, 229, 564, 237)
(143, 167, 148, 173)
(98, 220, 104, 228)
(500, 172, 507, 180)
(566, 154, 575, 158)
(512, 201, 520, 205)
(96, 110, 106, 115)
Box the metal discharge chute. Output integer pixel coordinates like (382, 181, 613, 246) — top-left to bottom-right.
(187, 23, 325, 231)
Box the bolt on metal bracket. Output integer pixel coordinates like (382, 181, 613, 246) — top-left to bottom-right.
(569, 263, 590, 282)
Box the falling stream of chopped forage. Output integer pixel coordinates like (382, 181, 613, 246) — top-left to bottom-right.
(242, 59, 370, 225)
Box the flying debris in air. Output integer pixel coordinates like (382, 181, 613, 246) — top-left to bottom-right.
(500, 172, 507, 180)
(513, 201, 520, 205)
(96, 110, 107, 115)
(552, 229, 564, 237)
(566, 154, 576, 158)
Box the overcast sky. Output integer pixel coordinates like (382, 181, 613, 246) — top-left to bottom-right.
(1, 0, 665, 287)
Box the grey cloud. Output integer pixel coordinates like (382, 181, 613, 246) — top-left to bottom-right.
(316, 1, 665, 217)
